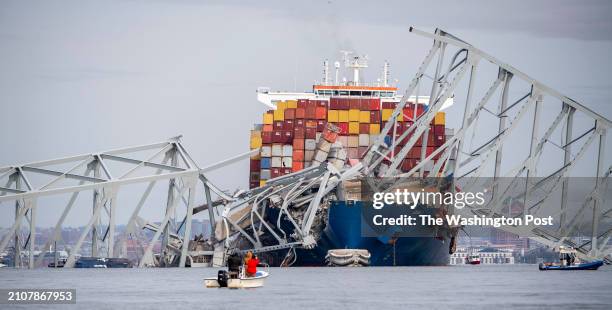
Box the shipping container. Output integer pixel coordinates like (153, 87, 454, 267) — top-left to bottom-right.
(349, 122, 359, 134)
(328, 110, 339, 122)
(261, 146, 272, 157)
(348, 109, 360, 122)
(359, 123, 370, 134)
(359, 111, 370, 123)
(263, 112, 273, 125)
(338, 110, 349, 122)
(358, 134, 370, 147)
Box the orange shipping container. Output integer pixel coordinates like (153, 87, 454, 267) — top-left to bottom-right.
(263, 124, 273, 132)
(293, 150, 304, 162)
(315, 107, 327, 120)
(292, 161, 304, 172)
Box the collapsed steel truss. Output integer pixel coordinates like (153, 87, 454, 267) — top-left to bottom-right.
(1, 28, 610, 268)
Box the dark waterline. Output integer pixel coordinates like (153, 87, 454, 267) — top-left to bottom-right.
(1, 265, 610, 309)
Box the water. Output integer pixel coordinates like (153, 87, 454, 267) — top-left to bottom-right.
(1, 265, 610, 309)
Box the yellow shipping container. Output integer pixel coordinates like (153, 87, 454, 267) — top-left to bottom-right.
(349, 122, 360, 134)
(359, 111, 370, 123)
(382, 109, 393, 121)
(369, 123, 380, 134)
(277, 101, 287, 110)
(259, 180, 266, 187)
(250, 130, 262, 149)
(382, 109, 403, 121)
(338, 110, 349, 122)
(273, 108, 284, 121)
(286, 100, 297, 109)
(348, 109, 360, 122)
(263, 112, 273, 125)
(328, 110, 339, 122)
(435, 112, 446, 125)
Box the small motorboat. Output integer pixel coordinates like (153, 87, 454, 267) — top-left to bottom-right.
(205, 268, 269, 289)
(538, 246, 604, 271)
(465, 254, 481, 265)
(539, 260, 604, 271)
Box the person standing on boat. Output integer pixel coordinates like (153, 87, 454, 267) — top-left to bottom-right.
(244, 252, 260, 277)
(227, 250, 242, 279)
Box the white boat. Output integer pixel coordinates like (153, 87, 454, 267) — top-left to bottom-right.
(205, 270, 269, 289)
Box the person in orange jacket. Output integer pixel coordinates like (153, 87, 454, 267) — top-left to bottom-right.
(245, 253, 260, 277)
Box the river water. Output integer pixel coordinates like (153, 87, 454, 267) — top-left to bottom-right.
(0, 265, 610, 309)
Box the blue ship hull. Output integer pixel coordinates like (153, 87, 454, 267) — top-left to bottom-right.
(266, 201, 451, 266)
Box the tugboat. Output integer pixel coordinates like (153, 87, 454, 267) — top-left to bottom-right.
(539, 246, 604, 271)
(465, 253, 481, 265)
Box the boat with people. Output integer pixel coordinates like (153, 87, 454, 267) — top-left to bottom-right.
(205, 250, 269, 288)
(538, 246, 604, 271)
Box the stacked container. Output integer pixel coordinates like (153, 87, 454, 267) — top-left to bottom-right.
(327, 97, 381, 161)
(250, 98, 447, 188)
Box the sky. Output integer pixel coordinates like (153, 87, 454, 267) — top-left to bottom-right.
(1, 0, 611, 227)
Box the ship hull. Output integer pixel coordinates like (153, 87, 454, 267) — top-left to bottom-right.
(264, 201, 450, 266)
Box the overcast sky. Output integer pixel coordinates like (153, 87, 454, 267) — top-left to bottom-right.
(1, 0, 611, 227)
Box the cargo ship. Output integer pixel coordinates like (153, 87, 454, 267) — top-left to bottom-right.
(246, 52, 455, 266)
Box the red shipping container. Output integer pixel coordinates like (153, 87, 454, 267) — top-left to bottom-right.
(271, 168, 281, 178)
(272, 131, 283, 143)
(358, 146, 368, 158)
(262, 132, 273, 144)
(370, 111, 381, 123)
(293, 138, 305, 150)
(426, 146, 435, 158)
(359, 99, 370, 111)
(337, 122, 349, 135)
(283, 130, 294, 143)
(382, 102, 397, 109)
(347, 148, 359, 159)
(273, 121, 284, 131)
(249, 181, 259, 189)
(295, 108, 306, 119)
(435, 134, 446, 147)
(305, 120, 317, 128)
(349, 99, 361, 110)
(316, 120, 326, 132)
(434, 124, 445, 136)
(297, 99, 308, 109)
(282, 168, 293, 175)
(416, 104, 425, 117)
(293, 150, 304, 162)
(250, 159, 260, 171)
(311, 100, 328, 108)
(305, 127, 316, 139)
(359, 123, 369, 134)
(305, 100, 317, 109)
(323, 129, 338, 143)
(292, 161, 304, 172)
(283, 120, 294, 131)
(305, 107, 316, 119)
(368, 98, 380, 110)
(294, 119, 305, 128)
(428, 132, 435, 146)
(329, 98, 341, 109)
(330, 98, 350, 110)
(284, 108, 295, 120)
(315, 107, 327, 120)
(403, 107, 414, 121)
(263, 124, 273, 132)
(294, 127, 305, 139)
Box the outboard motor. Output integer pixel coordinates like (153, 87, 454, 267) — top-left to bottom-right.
(217, 270, 229, 287)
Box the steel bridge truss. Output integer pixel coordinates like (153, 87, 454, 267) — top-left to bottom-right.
(363, 28, 611, 262)
(0, 136, 248, 268)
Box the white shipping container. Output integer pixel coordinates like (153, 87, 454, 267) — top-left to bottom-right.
(314, 150, 328, 162)
(305, 150, 315, 161)
(317, 139, 332, 153)
(261, 146, 272, 157)
(359, 134, 370, 147)
(337, 136, 349, 147)
(305, 139, 317, 150)
(271, 157, 282, 168)
(282, 157, 293, 168)
(271, 144, 282, 157)
(369, 134, 379, 145)
(260, 169, 271, 180)
(348, 136, 359, 148)
(282, 145, 293, 157)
